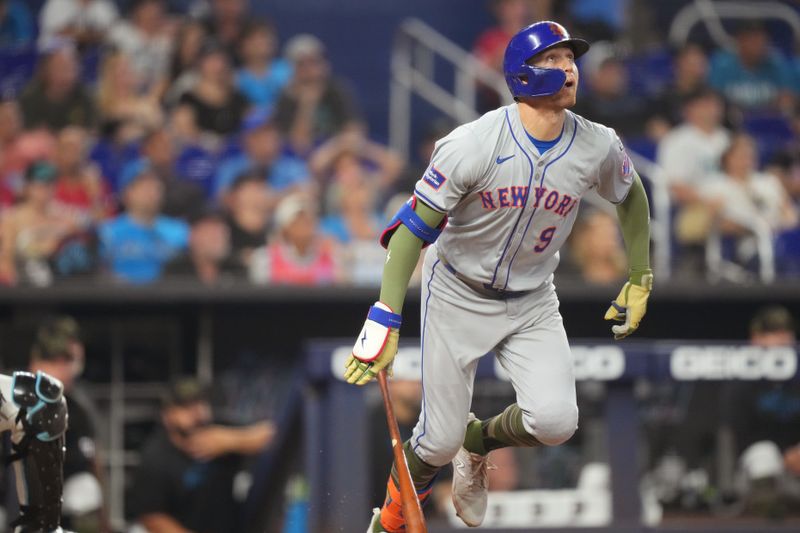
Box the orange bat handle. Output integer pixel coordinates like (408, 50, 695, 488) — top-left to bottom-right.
(377, 369, 427, 533)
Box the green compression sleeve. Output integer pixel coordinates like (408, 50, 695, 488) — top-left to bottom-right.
(616, 173, 652, 286)
(379, 202, 446, 313)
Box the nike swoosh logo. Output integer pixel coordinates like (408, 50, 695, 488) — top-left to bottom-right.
(361, 330, 368, 348)
(454, 458, 466, 474)
(496, 155, 515, 164)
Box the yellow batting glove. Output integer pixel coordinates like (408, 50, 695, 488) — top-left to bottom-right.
(604, 271, 653, 340)
(344, 302, 401, 386)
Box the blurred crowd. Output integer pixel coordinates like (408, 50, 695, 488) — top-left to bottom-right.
(0, 0, 799, 290)
(0, 0, 406, 288)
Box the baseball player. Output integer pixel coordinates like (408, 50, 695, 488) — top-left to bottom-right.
(0, 369, 71, 532)
(345, 21, 653, 532)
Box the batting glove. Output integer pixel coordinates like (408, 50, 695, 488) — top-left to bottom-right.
(344, 302, 401, 385)
(604, 270, 653, 340)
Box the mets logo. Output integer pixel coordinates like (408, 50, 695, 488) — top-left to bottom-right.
(621, 153, 632, 177)
(549, 23, 566, 37)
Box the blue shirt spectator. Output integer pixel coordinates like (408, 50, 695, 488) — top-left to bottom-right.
(709, 23, 795, 111)
(99, 168, 189, 283)
(213, 110, 309, 197)
(236, 21, 292, 111)
(0, 0, 34, 47)
(214, 152, 308, 197)
(236, 59, 292, 112)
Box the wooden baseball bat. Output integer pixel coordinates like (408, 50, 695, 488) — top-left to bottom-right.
(377, 369, 427, 533)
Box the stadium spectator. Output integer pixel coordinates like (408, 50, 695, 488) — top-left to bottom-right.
(178, 40, 249, 137)
(164, 209, 243, 284)
(572, 43, 647, 139)
(563, 209, 627, 285)
(310, 129, 402, 199)
(98, 166, 189, 284)
(163, 19, 207, 105)
(647, 43, 711, 134)
(97, 51, 163, 140)
(222, 172, 271, 270)
(656, 88, 730, 249)
(0, 99, 57, 198)
(249, 193, 340, 285)
(201, 0, 248, 61)
(126, 127, 207, 221)
(107, 0, 173, 95)
(473, 0, 537, 73)
(29, 315, 109, 532)
(0, 0, 34, 46)
(53, 126, 114, 222)
(38, 0, 118, 49)
(236, 20, 292, 113)
(128, 377, 275, 533)
(214, 110, 310, 199)
(274, 34, 362, 156)
(701, 134, 798, 237)
(709, 22, 795, 113)
(19, 41, 97, 130)
(0, 161, 84, 286)
(726, 307, 800, 517)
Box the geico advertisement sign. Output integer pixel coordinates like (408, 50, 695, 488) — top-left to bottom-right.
(670, 346, 797, 380)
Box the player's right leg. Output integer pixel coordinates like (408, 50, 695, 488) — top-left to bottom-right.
(370, 249, 505, 532)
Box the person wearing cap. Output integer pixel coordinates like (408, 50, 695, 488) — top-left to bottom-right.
(723, 306, 800, 516)
(0, 160, 84, 286)
(178, 39, 249, 137)
(128, 377, 274, 533)
(709, 22, 795, 113)
(98, 164, 189, 283)
(273, 33, 362, 156)
(19, 40, 97, 130)
(249, 192, 341, 285)
(213, 108, 310, 200)
(163, 209, 245, 285)
(29, 315, 110, 532)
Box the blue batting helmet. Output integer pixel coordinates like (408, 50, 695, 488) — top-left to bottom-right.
(503, 21, 590, 98)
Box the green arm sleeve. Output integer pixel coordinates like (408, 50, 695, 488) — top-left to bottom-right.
(616, 173, 652, 286)
(379, 202, 446, 313)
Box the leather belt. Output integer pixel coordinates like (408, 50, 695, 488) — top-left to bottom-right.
(437, 255, 531, 299)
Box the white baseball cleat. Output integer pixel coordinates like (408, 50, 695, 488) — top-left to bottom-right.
(451, 444, 492, 527)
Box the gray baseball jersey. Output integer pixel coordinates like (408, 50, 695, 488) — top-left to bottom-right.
(406, 105, 636, 468)
(413, 104, 635, 292)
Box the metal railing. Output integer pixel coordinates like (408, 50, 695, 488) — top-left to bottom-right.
(669, 0, 800, 50)
(388, 18, 672, 278)
(706, 220, 776, 284)
(389, 18, 512, 160)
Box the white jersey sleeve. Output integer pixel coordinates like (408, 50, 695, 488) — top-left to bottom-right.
(596, 131, 636, 204)
(414, 126, 487, 213)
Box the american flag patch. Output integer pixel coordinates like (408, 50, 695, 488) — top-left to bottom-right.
(422, 166, 447, 190)
(621, 153, 632, 177)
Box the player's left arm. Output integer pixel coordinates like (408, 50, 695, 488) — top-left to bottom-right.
(604, 172, 653, 339)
